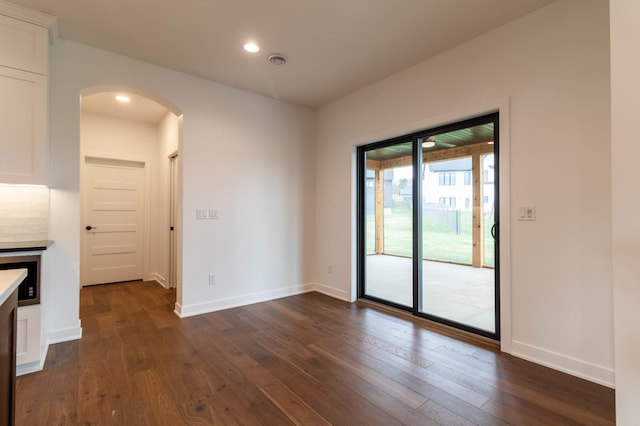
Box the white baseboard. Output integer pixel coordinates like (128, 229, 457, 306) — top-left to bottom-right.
(18, 323, 82, 376)
(173, 302, 184, 318)
(16, 343, 49, 376)
(47, 323, 83, 345)
(16, 357, 45, 376)
(511, 340, 615, 388)
(148, 272, 167, 288)
(313, 282, 351, 302)
(176, 283, 316, 318)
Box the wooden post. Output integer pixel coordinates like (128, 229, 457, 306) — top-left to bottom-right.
(472, 153, 484, 268)
(375, 169, 384, 254)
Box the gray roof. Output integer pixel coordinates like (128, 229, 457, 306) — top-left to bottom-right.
(428, 158, 471, 172)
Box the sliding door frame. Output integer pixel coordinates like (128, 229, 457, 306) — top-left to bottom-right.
(357, 133, 416, 311)
(357, 112, 500, 341)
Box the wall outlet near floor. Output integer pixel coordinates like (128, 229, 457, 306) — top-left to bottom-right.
(208, 273, 216, 285)
(327, 264, 333, 274)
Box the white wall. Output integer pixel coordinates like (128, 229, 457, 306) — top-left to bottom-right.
(47, 39, 316, 344)
(315, 0, 613, 386)
(611, 0, 640, 421)
(81, 112, 159, 159)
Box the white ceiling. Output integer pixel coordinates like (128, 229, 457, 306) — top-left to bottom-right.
(82, 92, 169, 124)
(10, 0, 555, 109)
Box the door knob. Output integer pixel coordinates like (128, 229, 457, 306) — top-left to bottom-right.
(85, 225, 95, 231)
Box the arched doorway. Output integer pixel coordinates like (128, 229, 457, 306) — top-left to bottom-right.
(78, 85, 183, 312)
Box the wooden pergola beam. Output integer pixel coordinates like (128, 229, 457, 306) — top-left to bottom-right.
(375, 169, 384, 254)
(366, 158, 381, 170)
(368, 142, 493, 171)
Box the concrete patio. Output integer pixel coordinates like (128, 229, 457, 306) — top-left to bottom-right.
(365, 254, 496, 332)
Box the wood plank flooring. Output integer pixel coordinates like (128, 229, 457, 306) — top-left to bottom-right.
(15, 281, 615, 425)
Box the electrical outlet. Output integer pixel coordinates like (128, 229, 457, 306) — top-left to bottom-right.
(327, 264, 333, 274)
(208, 273, 216, 285)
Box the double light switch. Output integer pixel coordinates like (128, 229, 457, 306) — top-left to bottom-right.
(196, 208, 220, 220)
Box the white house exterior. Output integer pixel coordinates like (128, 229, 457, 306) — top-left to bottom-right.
(423, 155, 495, 212)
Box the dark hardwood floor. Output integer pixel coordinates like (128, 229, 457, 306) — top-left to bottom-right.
(15, 281, 615, 425)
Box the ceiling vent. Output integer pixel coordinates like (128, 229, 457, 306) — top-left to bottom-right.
(268, 53, 287, 65)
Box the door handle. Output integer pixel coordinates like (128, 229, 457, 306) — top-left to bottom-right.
(85, 225, 97, 231)
(490, 224, 497, 239)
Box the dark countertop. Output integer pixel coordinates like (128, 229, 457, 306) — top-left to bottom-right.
(0, 240, 52, 253)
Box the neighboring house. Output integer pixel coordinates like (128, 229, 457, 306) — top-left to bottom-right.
(425, 156, 495, 212)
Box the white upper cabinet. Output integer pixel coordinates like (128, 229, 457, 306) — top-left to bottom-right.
(0, 6, 56, 185)
(0, 14, 48, 75)
(0, 66, 47, 184)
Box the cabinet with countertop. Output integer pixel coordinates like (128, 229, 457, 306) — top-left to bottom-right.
(0, 268, 27, 426)
(0, 5, 56, 185)
(0, 241, 52, 376)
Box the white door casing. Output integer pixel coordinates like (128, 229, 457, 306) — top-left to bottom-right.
(82, 156, 145, 286)
(168, 152, 178, 288)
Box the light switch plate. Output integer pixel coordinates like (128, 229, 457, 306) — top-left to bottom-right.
(196, 208, 208, 219)
(209, 208, 220, 220)
(518, 205, 536, 221)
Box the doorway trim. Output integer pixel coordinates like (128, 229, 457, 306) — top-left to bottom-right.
(168, 150, 179, 289)
(350, 97, 511, 353)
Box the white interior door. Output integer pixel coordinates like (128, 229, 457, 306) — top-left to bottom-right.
(82, 157, 145, 286)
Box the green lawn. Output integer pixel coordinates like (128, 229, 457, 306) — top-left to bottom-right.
(366, 201, 495, 267)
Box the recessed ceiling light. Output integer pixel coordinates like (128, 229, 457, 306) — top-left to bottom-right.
(115, 95, 130, 103)
(422, 141, 436, 148)
(244, 42, 260, 53)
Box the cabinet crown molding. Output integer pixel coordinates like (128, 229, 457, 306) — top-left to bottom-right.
(0, 0, 58, 42)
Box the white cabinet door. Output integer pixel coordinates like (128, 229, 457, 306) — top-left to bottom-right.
(16, 305, 41, 365)
(0, 66, 47, 185)
(0, 14, 48, 75)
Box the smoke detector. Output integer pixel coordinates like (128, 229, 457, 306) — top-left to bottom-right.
(268, 53, 287, 65)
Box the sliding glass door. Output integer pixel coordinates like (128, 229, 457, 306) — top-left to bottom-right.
(360, 139, 415, 308)
(358, 114, 499, 339)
